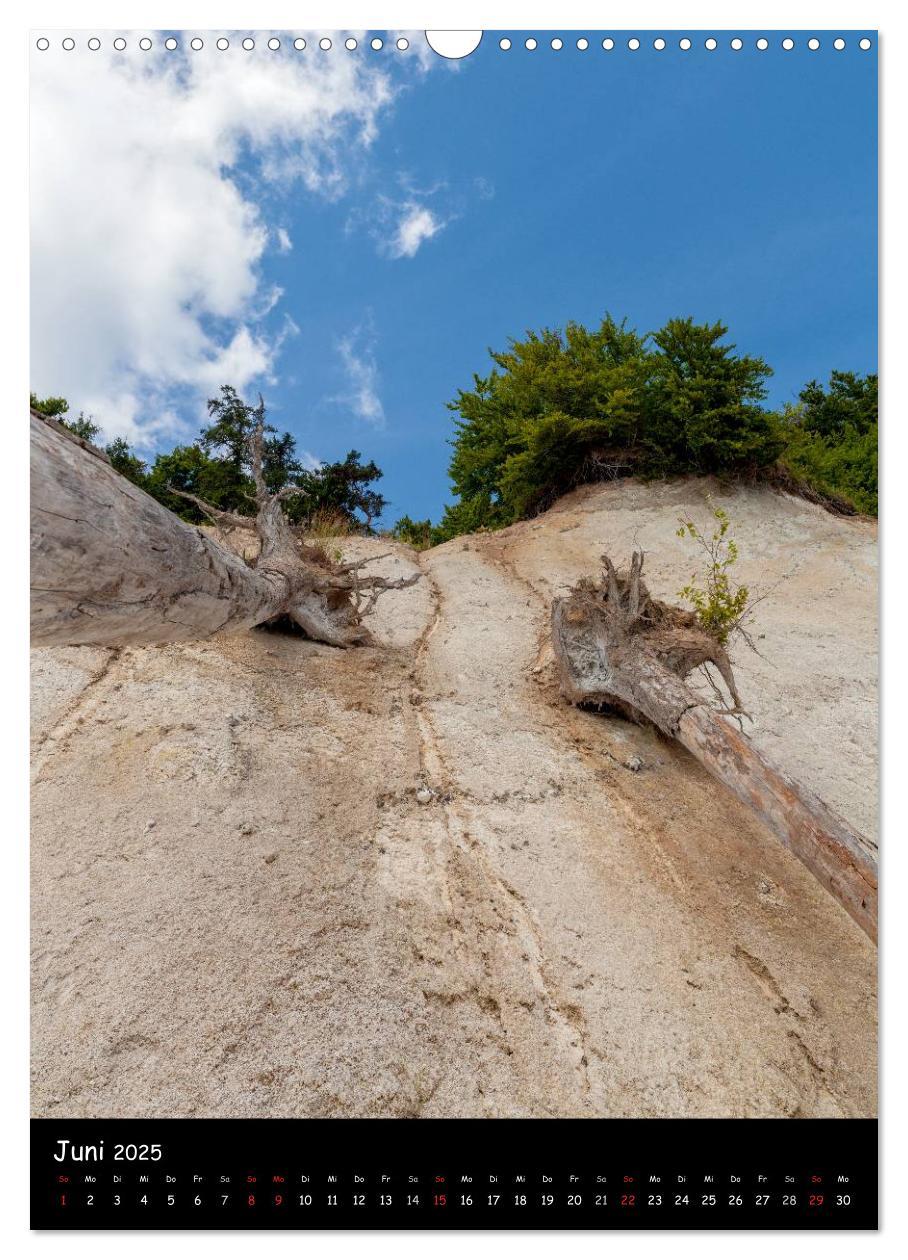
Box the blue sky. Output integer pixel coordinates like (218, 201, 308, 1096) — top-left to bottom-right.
(31, 32, 877, 525)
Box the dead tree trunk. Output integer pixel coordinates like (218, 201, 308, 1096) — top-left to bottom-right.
(552, 551, 878, 942)
(31, 410, 417, 649)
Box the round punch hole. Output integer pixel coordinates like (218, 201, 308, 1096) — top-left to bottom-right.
(190, 38, 203, 51)
(551, 38, 563, 51)
(371, 37, 383, 50)
(602, 38, 614, 51)
(705, 37, 718, 51)
(62, 37, 75, 50)
(757, 38, 769, 50)
(139, 37, 152, 50)
(576, 38, 589, 51)
(654, 38, 666, 51)
(36, 37, 49, 50)
(165, 37, 178, 51)
(525, 38, 537, 50)
(396, 37, 409, 51)
(499, 38, 511, 50)
(319, 38, 332, 51)
(345, 38, 357, 50)
(679, 38, 692, 51)
(834, 38, 846, 50)
(294, 38, 307, 51)
(425, 29, 483, 58)
(628, 38, 640, 51)
(269, 38, 281, 51)
(782, 38, 795, 50)
(808, 38, 820, 50)
(731, 38, 743, 51)
(88, 37, 101, 50)
(114, 38, 126, 50)
(243, 38, 255, 51)
(217, 38, 229, 50)
(859, 38, 872, 50)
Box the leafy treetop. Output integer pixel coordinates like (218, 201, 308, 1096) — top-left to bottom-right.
(438, 315, 783, 538)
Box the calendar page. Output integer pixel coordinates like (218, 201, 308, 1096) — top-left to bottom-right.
(29, 23, 878, 1232)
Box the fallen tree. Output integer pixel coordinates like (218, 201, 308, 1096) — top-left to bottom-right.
(552, 551, 878, 942)
(30, 410, 418, 649)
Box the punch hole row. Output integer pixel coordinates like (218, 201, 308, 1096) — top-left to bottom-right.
(35, 35, 878, 54)
(499, 35, 873, 52)
(35, 36, 412, 52)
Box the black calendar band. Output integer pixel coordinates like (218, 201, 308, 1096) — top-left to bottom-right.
(31, 1116, 877, 1231)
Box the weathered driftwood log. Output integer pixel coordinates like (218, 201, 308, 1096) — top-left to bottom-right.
(552, 551, 878, 942)
(31, 410, 417, 649)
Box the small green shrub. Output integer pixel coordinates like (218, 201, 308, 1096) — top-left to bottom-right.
(676, 504, 750, 645)
(391, 515, 443, 549)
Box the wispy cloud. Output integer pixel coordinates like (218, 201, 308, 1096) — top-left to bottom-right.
(334, 325, 385, 427)
(348, 170, 488, 262)
(275, 227, 293, 253)
(386, 202, 444, 259)
(347, 188, 449, 260)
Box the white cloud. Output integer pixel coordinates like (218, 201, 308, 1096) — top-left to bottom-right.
(352, 175, 452, 261)
(386, 202, 444, 259)
(334, 326, 385, 426)
(275, 227, 293, 253)
(30, 37, 397, 448)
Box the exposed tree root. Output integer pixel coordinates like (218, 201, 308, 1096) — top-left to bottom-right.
(552, 551, 877, 941)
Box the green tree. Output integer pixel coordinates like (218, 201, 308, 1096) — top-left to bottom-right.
(30, 392, 70, 421)
(443, 316, 649, 531)
(285, 451, 387, 531)
(643, 318, 782, 476)
(196, 385, 311, 510)
(31, 393, 102, 443)
(797, 371, 877, 439)
(435, 493, 507, 541)
(105, 437, 147, 486)
(262, 430, 304, 495)
(392, 515, 445, 549)
(62, 413, 101, 442)
(778, 371, 878, 515)
(196, 386, 265, 511)
(200, 386, 263, 465)
(144, 444, 247, 521)
(440, 314, 782, 537)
